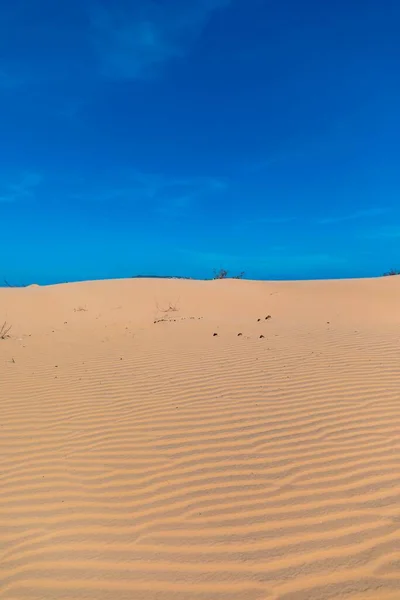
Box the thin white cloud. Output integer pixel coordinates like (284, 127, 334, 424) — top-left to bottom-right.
(316, 207, 388, 225)
(0, 172, 43, 203)
(70, 170, 227, 210)
(129, 171, 227, 202)
(241, 216, 294, 226)
(181, 248, 347, 270)
(0, 66, 30, 89)
(360, 226, 400, 240)
(89, 0, 231, 79)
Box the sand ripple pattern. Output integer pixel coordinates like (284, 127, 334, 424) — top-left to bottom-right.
(1, 279, 400, 599)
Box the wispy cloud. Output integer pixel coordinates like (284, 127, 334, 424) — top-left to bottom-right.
(243, 150, 294, 175)
(132, 171, 227, 213)
(180, 248, 347, 270)
(71, 170, 227, 211)
(178, 246, 347, 268)
(360, 225, 400, 240)
(89, 0, 231, 79)
(240, 207, 388, 229)
(242, 216, 294, 226)
(0, 66, 31, 90)
(0, 172, 43, 203)
(56, 99, 86, 121)
(315, 207, 388, 225)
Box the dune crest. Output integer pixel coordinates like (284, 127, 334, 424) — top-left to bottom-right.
(1, 277, 400, 599)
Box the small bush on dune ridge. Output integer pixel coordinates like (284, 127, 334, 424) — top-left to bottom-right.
(213, 269, 245, 280)
(383, 269, 400, 276)
(0, 321, 12, 339)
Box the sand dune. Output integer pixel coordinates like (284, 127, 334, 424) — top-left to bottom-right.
(1, 276, 400, 599)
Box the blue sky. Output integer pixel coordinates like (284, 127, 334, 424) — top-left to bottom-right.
(0, 0, 399, 284)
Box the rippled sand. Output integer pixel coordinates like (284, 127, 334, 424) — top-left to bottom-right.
(1, 276, 400, 600)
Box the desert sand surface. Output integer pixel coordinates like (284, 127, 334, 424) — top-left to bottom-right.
(1, 276, 400, 600)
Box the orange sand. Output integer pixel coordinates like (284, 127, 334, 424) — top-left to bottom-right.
(1, 276, 400, 599)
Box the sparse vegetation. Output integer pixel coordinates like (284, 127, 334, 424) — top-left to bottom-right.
(213, 269, 245, 280)
(213, 268, 229, 279)
(3, 279, 26, 288)
(156, 299, 180, 313)
(383, 269, 400, 276)
(0, 321, 12, 339)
